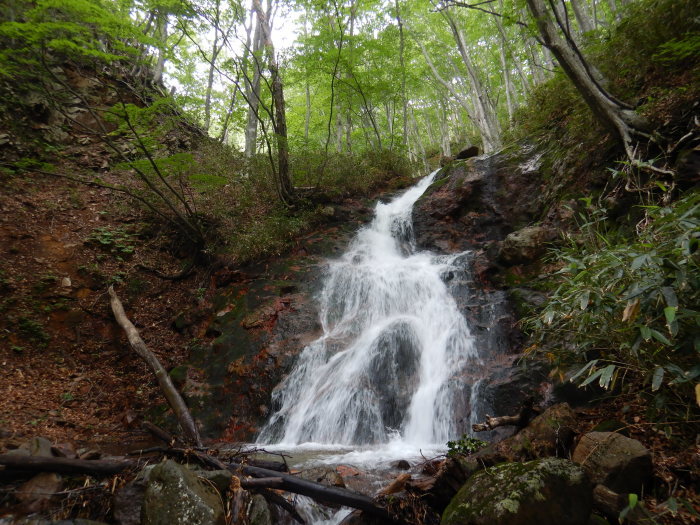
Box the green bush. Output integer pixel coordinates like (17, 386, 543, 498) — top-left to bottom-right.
(525, 193, 700, 422)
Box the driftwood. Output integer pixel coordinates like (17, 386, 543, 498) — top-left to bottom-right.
(108, 285, 202, 447)
(472, 397, 540, 432)
(0, 454, 136, 475)
(230, 462, 391, 520)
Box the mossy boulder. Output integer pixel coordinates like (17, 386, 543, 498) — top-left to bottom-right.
(441, 457, 592, 525)
(142, 460, 225, 525)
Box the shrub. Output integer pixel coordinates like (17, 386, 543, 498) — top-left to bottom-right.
(524, 193, 700, 422)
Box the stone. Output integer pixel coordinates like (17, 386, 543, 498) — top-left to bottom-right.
(61, 277, 71, 287)
(440, 457, 592, 525)
(16, 472, 63, 513)
(572, 432, 652, 494)
(499, 225, 557, 265)
(195, 469, 232, 494)
(391, 459, 411, 470)
(249, 494, 271, 525)
(142, 460, 225, 525)
(113, 480, 147, 525)
(26, 436, 53, 458)
(298, 466, 346, 488)
(486, 403, 578, 462)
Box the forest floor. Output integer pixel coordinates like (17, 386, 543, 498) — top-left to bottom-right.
(0, 145, 206, 451)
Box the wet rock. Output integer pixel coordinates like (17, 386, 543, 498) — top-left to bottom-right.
(391, 459, 411, 470)
(51, 442, 77, 458)
(572, 432, 652, 494)
(249, 494, 272, 525)
(298, 466, 346, 488)
(142, 459, 225, 525)
(441, 457, 592, 525)
(499, 225, 557, 265)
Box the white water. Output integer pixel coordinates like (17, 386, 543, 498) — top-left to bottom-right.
(257, 172, 481, 462)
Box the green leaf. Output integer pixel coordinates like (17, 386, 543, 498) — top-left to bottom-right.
(630, 255, 647, 271)
(650, 329, 671, 345)
(580, 368, 604, 387)
(599, 364, 616, 389)
(651, 367, 664, 391)
(570, 360, 599, 382)
(640, 325, 652, 341)
(579, 290, 590, 310)
(664, 306, 677, 325)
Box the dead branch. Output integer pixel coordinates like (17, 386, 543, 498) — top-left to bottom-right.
(0, 454, 136, 476)
(472, 397, 540, 432)
(108, 285, 202, 447)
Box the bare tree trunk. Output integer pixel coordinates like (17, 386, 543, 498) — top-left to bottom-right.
(410, 106, 429, 173)
(152, 12, 168, 85)
(526, 0, 648, 159)
(570, 0, 595, 35)
(395, 0, 408, 147)
(252, 0, 293, 203)
(203, 32, 220, 133)
(244, 4, 263, 158)
(443, 11, 501, 152)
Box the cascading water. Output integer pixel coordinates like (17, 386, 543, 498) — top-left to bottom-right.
(258, 172, 483, 454)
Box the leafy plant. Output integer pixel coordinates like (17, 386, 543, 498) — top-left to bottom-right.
(446, 435, 487, 456)
(525, 192, 700, 422)
(86, 227, 136, 257)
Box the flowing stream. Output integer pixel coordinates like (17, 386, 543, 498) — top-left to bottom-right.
(256, 172, 485, 522)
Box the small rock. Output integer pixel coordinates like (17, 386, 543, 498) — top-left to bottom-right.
(195, 469, 232, 494)
(61, 277, 72, 287)
(572, 432, 652, 494)
(16, 472, 63, 513)
(391, 459, 411, 470)
(298, 467, 346, 488)
(26, 437, 53, 458)
(441, 457, 592, 525)
(51, 442, 77, 458)
(78, 448, 101, 460)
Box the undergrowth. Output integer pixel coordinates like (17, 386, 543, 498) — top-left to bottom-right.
(524, 192, 699, 428)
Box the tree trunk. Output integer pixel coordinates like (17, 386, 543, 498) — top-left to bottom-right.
(443, 11, 501, 151)
(570, 0, 595, 35)
(395, 0, 408, 147)
(152, 12, 168, 85)
(244, 3, 264, 158)
(526, 0, 648, 158)
(252, 0, 293, 203)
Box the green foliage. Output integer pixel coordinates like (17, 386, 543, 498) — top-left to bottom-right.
(87, 227, 136, 257)
(525, 193, 700, 421)
(446, 435, 487, 457)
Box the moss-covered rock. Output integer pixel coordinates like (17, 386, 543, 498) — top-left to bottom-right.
(142, 460, 225, 525)
(440, 457, 592, 525)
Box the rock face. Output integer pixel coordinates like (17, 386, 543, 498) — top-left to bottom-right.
(142, 460, 225, 525)
(440, 457, 592, 525)
(572, 432, 652, 494)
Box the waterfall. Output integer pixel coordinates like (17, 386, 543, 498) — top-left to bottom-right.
(258, 172, 480, 450)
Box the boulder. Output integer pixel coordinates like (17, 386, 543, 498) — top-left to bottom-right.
(572, 432, 652, 494)
(499, 225, 557, 265)
(142, 460, 225, 525)
(16, 472, 63, 513)
(249, 494, 272, 525)
(440, 457, 592, 525)
(482, 403, 578, 462)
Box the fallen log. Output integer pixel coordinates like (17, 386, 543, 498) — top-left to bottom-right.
(472, 397, 540, 432)
(108, 285, 202, 447)
(0, 454, 136, 475)
(240, 477, 284, 489)
(230, 462, 390, 520)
